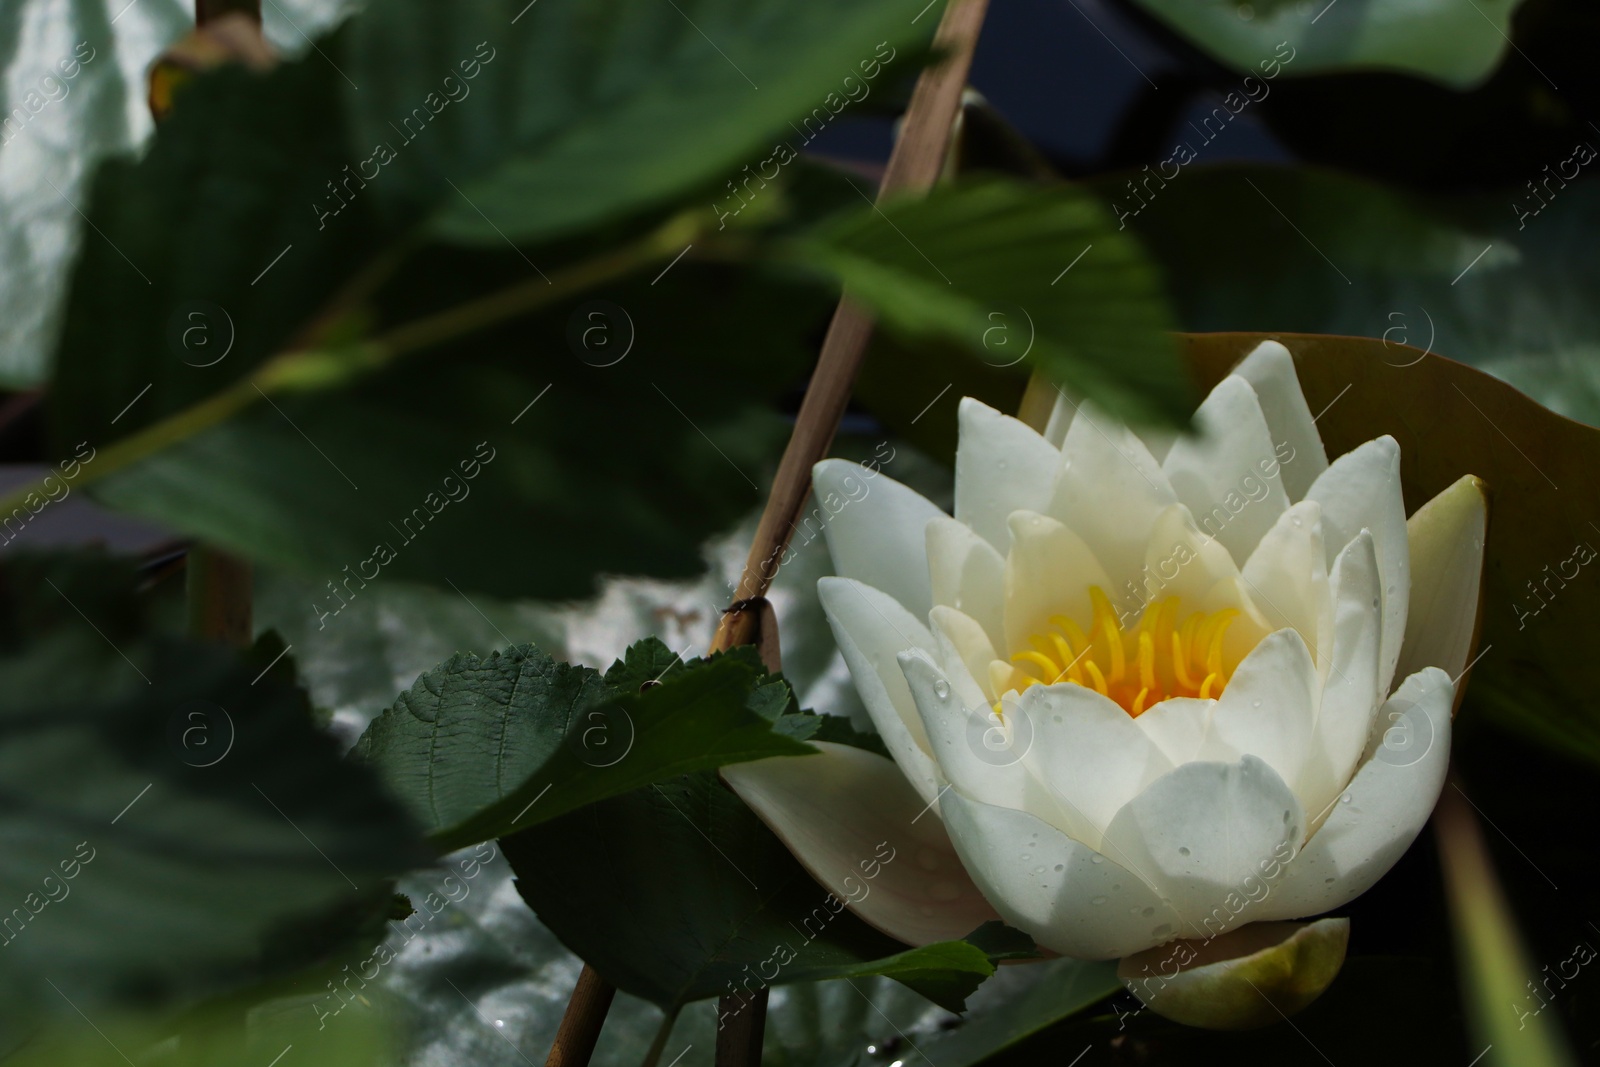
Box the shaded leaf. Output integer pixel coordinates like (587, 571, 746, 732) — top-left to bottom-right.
(356, 642, 816, 852)
(502, 770, 1006, 1013)
(790, 178, 1190, 426)
(0, 551, 427, 1027)
(1127, 0, 1525, 88)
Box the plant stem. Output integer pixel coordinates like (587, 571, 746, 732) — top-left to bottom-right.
(185, 545, 253, 646)
(0, 217, 690, 522)
(543, 964, 618, 1067)
(716, 0, 992, 620)
(637, 1006, 680, 1067)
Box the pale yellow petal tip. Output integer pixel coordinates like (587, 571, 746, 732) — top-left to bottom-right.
(1115, 917, 1350, 1031)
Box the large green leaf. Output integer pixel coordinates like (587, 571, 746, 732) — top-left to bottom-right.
(363, 843, 1112, 1067)
(502, 770, 1010, 1014)
(344, 0, 933, 245)
(1097, 166, 1600, 426)
(1127, 0, 1527, 88)
(356, 641, 817, 852)
(789, 178, 1191, 427)
(1181, 333, 1600, 766)
(0, 552, 428, 1029)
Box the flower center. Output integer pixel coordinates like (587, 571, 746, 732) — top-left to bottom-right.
(990, 587, 1239, 717)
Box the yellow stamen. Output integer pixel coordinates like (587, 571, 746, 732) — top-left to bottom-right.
(1007, 593, 1244, 716)
(1138, 631, 1156, 692)
(1171, 631, 1197, 691)
(1084, 659, 1109, 696)
(1089, 588, 1126, 682)
(1011, 650, 1058, 682)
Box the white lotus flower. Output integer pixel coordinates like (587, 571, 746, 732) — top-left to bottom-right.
(725, 341, 1487, 964)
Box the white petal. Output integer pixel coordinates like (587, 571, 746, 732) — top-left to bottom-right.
(1135, 697, 1213, 765)
(1396, 475, 1488, 685)
(723, 742, 999, 946)
(954, 397, 1063, 552)
(813, 458, 945, 619)
(1231, 340, 1328, 501)
(817, 577, 942, 805)
(1199, 630, 1318, 806)
(1141, 505, 1274, 668)
(939, 788, 1186, 960)
(1047, 402, 1179, 586)
(1300, 531, 1384, 822)
(1041, 386, 1076, 447)
(899, 649, 1031, 813)
(929, 605, 1000, 703)
(1249, 668, 1453, 921)
(926, 515, 1007, 650)
(1100, 756, 1304, 930)
(1240, 500, 1330, 659)
(1016, 683, 1173, 848)
(1161, 376, 1290, 565)
(1003, 511, 1111, 654)
(1303, 437, 1409, 691)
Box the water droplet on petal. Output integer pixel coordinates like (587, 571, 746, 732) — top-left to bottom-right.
(1021, 853, 1032, 862)
(1143, 906, 1155, 917)
(1090, 854, 1104, 864)
(933, 679, 950, 700)
(1177, 846, 1191, 856)
(1091, 895, 1108, 905)
(1252, 699, 1262, 709)
(1033, 866, 1046, 875)
(1290, 514, 1302, 527)
(1341, 793, 1352, 804)
(1054, 863, 1064, 871)
(1152, 923, 1173, 938)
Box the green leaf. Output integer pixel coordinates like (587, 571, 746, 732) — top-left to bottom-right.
(789, 177, 1191, 427)
(1179, 333, 1600, 767)
(366, 842, 1113, 1067)
(343, 0, 933, 245)
(356, 643, 816, 852)
(0, 552, 427, 1026)
(1098, 166, 1600, 426)
(1126, 0, 1527, 88)
(502, 770, 1007, 1014)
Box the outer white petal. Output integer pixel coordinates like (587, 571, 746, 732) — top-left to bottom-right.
(1303, 437, 1409, 691)
(1198, 630, 1318, 806)
(954, 397, 1063, 552)
(926, 516, 1007, 651)
(1161, 376, 1290, 565)
(1016, 683, 1173, 849)
(723, 742, 999, 946)
(1396, 475, 1488, 685)
(1047, 402, 1179, 586)
(1135, 697, 1213, 765)
(816, 577, 941, 806)
(1240, 500, 1330, 659)
(1041, 386, 1076, 447)
(928, 604, 1000, 703)
(1003, 511, 1111, 653)
(939, 788, 1186, 960)
(1249, 668, 1453, 921)
(813, 458, 945, 619)
(899, 649, 1032, 813)
(1231, 340, 1328, 501)
(1100, 755, 1305, 930)
(1300, 531, 1384, 822)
